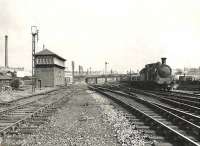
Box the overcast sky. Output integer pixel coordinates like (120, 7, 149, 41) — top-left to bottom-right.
(0, 0, 200, 72)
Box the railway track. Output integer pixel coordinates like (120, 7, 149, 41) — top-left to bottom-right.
(141, 89, 200, 107)
(100, 84, 200, 127)
(0, 88, 60, 112)
(120, 83, 200, 106)
(131, 89, 200, 115)
(89, 85, 200, 146)
(0, 87, 71, 138)
(166, 90, 200, 98)
(107, 84, 200, 114)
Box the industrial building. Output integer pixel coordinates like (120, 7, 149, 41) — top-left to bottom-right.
(35, 49, 66, 87)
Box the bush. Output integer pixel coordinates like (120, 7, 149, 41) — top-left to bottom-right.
(10, 79, 20, 89)
(23, 76, 31, 80)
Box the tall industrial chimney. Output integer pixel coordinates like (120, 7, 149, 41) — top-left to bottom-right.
(5, 35, 8, 68)
(161, 57, 166, 65)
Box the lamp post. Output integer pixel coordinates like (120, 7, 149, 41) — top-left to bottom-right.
(31, 26, 39, 92)
(105, 61, 109, 83)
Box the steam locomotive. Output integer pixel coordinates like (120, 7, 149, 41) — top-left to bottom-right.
(127, 58, 173, 90)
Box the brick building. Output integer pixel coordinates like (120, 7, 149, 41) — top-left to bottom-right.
(35, 49, 66, 87)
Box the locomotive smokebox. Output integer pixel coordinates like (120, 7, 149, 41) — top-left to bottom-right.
(161, 57, 167, 65)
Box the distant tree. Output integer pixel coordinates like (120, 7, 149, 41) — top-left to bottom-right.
(13, 71, 17, 77)
(10, 79, 20, 89)
(7, 71, 17, 78)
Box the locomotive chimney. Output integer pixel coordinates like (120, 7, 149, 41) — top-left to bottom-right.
(161, 57, 166, 65)
(5, 35, 8, 68)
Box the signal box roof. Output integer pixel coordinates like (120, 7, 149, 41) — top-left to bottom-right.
(35, 49, 66, 61)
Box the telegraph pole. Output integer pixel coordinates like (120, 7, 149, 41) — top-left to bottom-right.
(31, 26, 39, 92)
(72, 61, 75, 83)
(105, 61, 108, 75)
